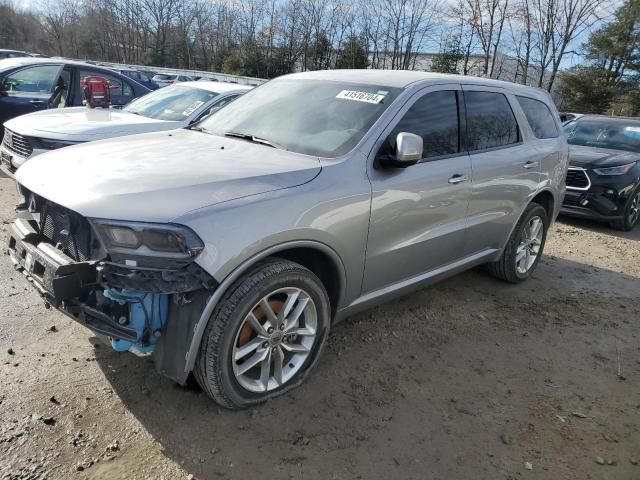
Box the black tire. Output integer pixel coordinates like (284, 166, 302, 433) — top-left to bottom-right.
(611, 187, 640, 231)
(486, 203, 549, 283)
(194, 258, 331, 409)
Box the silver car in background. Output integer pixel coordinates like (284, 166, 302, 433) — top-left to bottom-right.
(1, 81, 250, 177)
(8, 70, 568, 409)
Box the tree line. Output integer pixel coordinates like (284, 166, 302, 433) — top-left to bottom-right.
(1, 0, 638, 114)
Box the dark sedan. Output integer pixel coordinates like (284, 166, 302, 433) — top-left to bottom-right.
(0, 57, 150, 136)
(562, 115, 640, 231)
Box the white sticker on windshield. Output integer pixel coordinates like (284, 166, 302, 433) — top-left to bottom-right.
(336, 90, 385, 104)
(182, 100, 204, 116)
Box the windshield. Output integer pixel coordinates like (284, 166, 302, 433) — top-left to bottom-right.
(123, 85, 218, 121)
(199, 78, 402, 157)
(564, 118, 640, 153)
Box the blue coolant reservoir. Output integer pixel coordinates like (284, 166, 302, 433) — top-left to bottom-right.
(103, 289, 169, 354)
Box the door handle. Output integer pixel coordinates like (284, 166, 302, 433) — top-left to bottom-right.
(448, 174, 468, 184)
(523, 161, 539, 169)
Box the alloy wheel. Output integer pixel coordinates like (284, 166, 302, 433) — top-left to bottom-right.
(516, 215, 544, 275)
(231, 287, 317, 393)
(628, 192, 640, 227)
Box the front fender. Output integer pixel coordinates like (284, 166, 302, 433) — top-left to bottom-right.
(180, 239, 347, 378)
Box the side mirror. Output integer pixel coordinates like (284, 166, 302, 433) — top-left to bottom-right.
(380, 132, 423, 168)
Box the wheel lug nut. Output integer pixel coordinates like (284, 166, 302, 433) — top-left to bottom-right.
(267, 327, 274, 334)
(262, 342, 268, 349)
(279, 323, 285, 330)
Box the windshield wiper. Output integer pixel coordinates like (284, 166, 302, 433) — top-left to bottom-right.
(189, 125, 213, 134)
(224, 131, 285, 150)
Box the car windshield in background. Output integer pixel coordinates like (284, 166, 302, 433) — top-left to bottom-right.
(153, 74, 174, 80)
(123, 85, 217, 121)
(564, 118, 640, 153)
(199, 79, 402, 158)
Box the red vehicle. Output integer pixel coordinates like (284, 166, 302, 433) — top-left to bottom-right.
(81, 75, 112, 108)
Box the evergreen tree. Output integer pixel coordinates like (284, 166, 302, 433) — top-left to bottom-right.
(430, 39, 463, 74)
(557, 0, 640, 115)
(335, 35, 369, 69)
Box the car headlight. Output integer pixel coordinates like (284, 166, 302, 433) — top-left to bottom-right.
(91, 220, 204, 259)
(593, 163, 636, 176)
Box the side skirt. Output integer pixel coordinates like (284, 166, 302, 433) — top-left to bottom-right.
(334, 248, 500, 322)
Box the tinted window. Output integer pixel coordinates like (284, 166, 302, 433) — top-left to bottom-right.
(1, 65, 61, 93)
(382, 90, 459, 159)
(465, 91, 519, 151)
(517, 96, 559, 139)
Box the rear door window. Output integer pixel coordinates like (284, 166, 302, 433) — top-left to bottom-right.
(516, 96, 559, 139)
(464, 91, 519, 151)
(381, 90, 460, 160)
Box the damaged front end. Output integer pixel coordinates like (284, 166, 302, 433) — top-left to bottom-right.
(7, 185, 216, 381)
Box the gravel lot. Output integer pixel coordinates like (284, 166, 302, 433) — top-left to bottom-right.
(1, 175, 639, 480)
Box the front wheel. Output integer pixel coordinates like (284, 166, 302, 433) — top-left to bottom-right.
(194, 259, 331, 409)
(486, 203, 549, 283)
(612, 187, 640, 231)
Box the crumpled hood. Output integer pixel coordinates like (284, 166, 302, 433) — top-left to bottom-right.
(16, 129, 321, 222)
(4, 107, 179, 140)
(569, 145, 640, 169)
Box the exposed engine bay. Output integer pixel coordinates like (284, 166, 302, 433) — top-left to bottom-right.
(6, 184, 216, 380)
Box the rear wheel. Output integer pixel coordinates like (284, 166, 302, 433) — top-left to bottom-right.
(612, 188, 640, 231)
(194, 259, 330, 409)
(486, 203, 549, 283)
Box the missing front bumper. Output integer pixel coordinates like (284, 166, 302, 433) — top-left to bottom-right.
(6, 218, 214, 380)
(7, 218, 97, 303)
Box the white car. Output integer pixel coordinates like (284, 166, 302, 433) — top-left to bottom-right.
(1, 81, 250, 177)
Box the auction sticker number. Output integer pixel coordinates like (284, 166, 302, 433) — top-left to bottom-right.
(336, 90, 385, 104)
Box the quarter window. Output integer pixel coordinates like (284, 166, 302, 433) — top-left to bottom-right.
(383, 90, 460, 160)
(517, 96, 559, 139)
(465, 91, 519, 151)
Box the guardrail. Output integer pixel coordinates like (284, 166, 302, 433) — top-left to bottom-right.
(63, 58, 267, 86)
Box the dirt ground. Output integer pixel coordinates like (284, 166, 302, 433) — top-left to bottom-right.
(1, 175, 639, 480)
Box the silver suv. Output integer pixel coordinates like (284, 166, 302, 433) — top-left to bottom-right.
(7, 70, 568, 409)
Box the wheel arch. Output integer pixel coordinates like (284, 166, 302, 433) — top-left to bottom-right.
(182, 240, 347, 376)
(498, 187, 556, 255)
(530, 189, 556, 221)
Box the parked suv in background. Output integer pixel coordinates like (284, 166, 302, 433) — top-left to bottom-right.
(0, 57, 150, 136)
(562, 115, 640, 230)
(8, 71, 567, 409)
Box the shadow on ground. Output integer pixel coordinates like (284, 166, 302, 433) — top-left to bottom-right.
(93, 255, 640, 480)
(558, 214, 640, 242)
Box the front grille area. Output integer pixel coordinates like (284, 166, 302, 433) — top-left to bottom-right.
(39, 201, 93, 262)
(566, 168, 590, 190)
(2, 129, 33, 157)
(19, 186, 95, 262)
